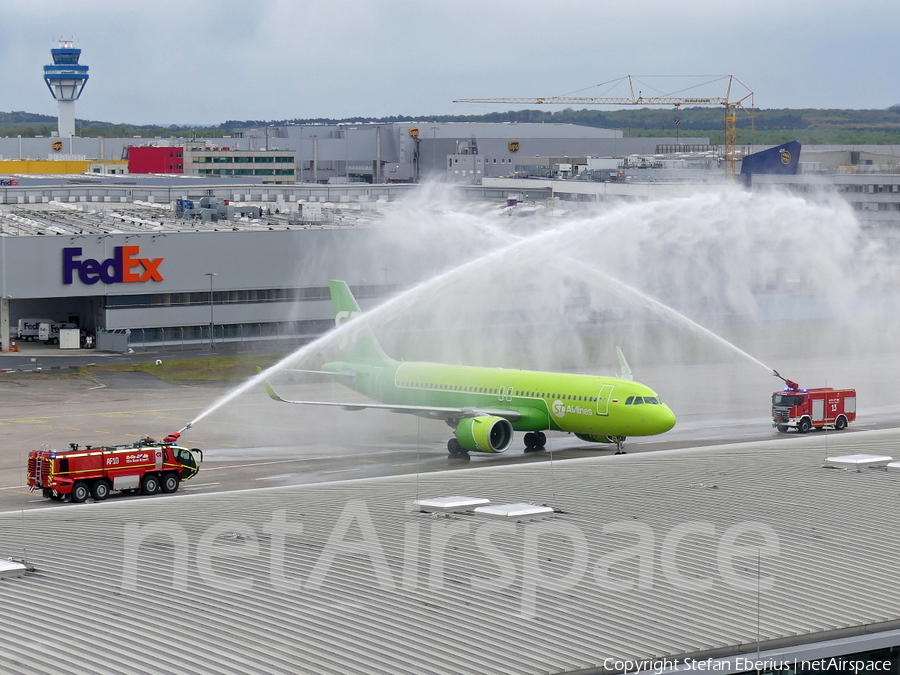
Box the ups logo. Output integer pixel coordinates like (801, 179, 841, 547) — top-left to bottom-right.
(508, 141, 519, 153)
(52, 140, 63, 152)
(409, 128, 419, 138)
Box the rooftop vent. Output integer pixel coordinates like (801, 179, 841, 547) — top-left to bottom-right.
(823, 454, 893, 471)
(474, 503, 555, 521)
(413, 496, 490, 513)
(0, 558, 34, 580)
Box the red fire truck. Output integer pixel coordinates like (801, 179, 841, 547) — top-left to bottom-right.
(772, 377, 856, 433)
(27, 432, 202, 503)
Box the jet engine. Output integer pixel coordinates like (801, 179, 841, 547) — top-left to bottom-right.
(454, 416, 513, 453)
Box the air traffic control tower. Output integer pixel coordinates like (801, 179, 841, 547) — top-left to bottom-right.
(43, 40, 89, 139)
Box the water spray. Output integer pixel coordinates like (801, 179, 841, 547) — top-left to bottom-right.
(184, 186, 870, 428)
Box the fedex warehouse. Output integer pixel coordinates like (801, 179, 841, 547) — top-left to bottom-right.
(0, 227, 403, 352)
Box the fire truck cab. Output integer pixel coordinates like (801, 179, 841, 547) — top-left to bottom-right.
(772, 382, 856, 434)
(27, 433, 201, 503)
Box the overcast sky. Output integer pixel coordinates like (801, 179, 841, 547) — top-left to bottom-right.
(1, 0, 897, 126)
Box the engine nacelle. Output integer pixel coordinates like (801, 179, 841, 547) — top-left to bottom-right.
(455, 416, 513, 453)
(575, 433, 617, 444)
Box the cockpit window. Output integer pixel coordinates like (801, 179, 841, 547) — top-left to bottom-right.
(625, 396, 661, 405)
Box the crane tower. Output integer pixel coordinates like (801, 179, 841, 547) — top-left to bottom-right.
(455, 75, 753, 177)
(44, 40, 89, 139)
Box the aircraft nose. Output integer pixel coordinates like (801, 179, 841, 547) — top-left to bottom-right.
(656, 405, 677, 433)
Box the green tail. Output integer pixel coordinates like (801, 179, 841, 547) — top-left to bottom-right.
(329, 280, 391, 363)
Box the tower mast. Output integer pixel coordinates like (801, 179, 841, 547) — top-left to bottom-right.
(43, 39, 89, 140)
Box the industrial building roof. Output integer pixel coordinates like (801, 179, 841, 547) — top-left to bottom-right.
(0, 200, 381, 236)
(3, 429, 900, 675)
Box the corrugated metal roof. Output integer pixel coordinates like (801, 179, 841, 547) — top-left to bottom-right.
(2, 429, 900, 675)
(0, 201, 377, 236)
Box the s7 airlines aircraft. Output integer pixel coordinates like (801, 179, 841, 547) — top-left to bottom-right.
(264, 280, 676, 457)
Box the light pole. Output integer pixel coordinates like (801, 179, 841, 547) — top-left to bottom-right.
(430, 126, 439, 175)
(205, 272, 217, 348)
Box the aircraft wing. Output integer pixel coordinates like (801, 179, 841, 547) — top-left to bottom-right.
(263, 379, 521, 422)
(283, 368, 357, 381)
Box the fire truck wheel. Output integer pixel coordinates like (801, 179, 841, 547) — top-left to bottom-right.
(141, 474, 160, 495)
(161, 473, 180, 494)
(798, 418, 811, 434)
(91, 480, 110, 501)
(71, 482, 89, 503)
(835, 415, 848, 431)
(776, 425, 788, 433)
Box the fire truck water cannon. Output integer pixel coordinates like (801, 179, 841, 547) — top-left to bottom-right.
(772, 370, 800, 391)
(26, 431, 204, 503)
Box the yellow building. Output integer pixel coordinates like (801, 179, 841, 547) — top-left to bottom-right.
(0, 159, 127, 175)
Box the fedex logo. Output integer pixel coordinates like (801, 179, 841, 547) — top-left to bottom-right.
(63, 246, 164, 285)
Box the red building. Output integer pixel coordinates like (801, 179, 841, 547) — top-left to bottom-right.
(127, 146, 184, 174)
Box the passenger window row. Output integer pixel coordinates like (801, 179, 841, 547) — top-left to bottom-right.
(396, 380, 598, 402)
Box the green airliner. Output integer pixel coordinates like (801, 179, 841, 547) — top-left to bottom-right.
(264, 280, 676, 457)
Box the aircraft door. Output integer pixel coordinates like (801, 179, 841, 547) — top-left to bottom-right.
(369, 367, 383, 395)
(596, 384, 615, 416)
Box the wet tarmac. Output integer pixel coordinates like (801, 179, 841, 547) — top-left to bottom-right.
(2, 343, 899, 513)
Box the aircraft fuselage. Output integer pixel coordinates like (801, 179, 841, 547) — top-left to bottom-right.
(324, 359, 676, 438)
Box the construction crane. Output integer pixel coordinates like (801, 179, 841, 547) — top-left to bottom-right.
(454, 75, 754, 178)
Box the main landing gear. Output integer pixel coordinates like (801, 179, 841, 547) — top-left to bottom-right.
(523, 431, 547, 452)
(447, 439, 470, 460)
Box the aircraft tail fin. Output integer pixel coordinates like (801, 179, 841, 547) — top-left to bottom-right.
(616, 346, 633, 380)
(329, 280, 391, 363)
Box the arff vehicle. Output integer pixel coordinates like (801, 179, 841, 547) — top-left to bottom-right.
(772, 378, 856, 433)
(27, 432, 202, 502)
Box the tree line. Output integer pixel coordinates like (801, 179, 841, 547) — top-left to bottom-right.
(2, 107, 900, 145)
